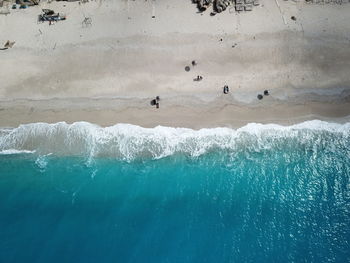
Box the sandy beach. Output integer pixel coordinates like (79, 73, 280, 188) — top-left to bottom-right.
(1, 0, 350, 128)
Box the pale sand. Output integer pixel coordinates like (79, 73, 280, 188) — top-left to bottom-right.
(0, 0, 350, 128)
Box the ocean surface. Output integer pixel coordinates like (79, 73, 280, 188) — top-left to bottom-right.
(0, 121, 349, 263)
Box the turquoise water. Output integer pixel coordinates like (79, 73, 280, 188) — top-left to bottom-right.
(0, 121, 349, 262)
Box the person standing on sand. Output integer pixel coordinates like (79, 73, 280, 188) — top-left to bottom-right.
(223, 85, 229, 94)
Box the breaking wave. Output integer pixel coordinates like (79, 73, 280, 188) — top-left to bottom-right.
(0, 149, 36, 155)
(0, 121, 349, 161)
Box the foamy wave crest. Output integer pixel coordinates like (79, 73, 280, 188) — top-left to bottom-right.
(0, 121, 349, 160)
(0, 149, 36, 155)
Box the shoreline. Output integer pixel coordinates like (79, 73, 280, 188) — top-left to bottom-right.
(1, 96, 349, 129)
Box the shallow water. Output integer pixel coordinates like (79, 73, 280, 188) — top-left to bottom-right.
(0, 121, 349, 262)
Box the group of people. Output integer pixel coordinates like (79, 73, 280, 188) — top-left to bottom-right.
(191, 61, 204, 82)
(150, 96, 160, 108)
(151, 59, 270, 109)
(177, 59, 270, 108)
(191, 60, 230, 94)
(194, 75, 203, 81)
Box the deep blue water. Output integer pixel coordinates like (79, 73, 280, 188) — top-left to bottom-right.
(0, 122, 349, 262)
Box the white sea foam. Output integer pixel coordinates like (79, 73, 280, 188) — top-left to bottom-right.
(0, 149, 36, 155)
(0, 121, 349, 160)
(35, 154, 52, 170)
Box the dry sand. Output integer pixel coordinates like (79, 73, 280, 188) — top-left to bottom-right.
(0, 0, 350, 128)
